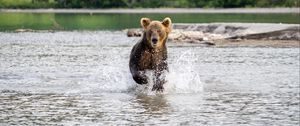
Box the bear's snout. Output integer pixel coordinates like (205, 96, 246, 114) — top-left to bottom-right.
(152, 38, 158, 45)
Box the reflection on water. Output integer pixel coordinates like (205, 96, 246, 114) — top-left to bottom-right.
(136, 94, 169, 114)
(0, 31, 299, 125)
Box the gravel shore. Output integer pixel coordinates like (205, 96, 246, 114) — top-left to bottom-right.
(126, 22, 300, 47)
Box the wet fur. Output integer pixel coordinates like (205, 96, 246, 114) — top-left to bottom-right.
(129, 17, 171, 92)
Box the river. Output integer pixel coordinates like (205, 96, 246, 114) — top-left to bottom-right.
(0, 31, 299, 125)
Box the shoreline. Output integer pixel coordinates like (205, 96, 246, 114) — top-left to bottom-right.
(0, 8, 299, 13)
(2, 30, 299, 48)
(2, 22, 299, 48)
(213, 39, 299, 47)
(126, 22, 300, 47)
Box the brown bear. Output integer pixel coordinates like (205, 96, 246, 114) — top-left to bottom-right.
(129, 17, 172, 92)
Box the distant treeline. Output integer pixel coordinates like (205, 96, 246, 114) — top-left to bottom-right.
(0, 0, 299, 8)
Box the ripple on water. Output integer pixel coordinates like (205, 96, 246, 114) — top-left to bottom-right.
(0, 31, 299, 125)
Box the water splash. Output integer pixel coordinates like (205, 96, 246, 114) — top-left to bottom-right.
(73, 65, 136, 94)
(66, 48, 203, 95)
(134, 49, 203, 95)
(164, 49, 203, 94)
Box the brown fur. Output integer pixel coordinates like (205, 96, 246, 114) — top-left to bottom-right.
(129, 17, 172, 92)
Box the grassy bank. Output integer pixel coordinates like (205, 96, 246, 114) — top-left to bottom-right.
(0, 0, 299, 9)
(0, 12, 299, 31)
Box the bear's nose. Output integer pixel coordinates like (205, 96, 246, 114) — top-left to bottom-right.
(152, 38, 158, 44)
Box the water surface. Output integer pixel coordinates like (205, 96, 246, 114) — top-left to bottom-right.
(0, 31, 299, 125)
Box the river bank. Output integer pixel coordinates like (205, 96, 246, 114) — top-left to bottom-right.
(126, 23, 300, 47)
(7, 29, 299, 48)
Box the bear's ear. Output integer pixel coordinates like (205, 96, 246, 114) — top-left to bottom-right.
(162, 17, 172, 28)
(140, 18, 151, 29)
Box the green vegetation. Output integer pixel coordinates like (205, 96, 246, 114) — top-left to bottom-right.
(0, 0, 299, 8)
(0, 13, 298, 31)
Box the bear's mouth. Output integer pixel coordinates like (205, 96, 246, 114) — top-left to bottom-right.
(151, 43, 158, 48)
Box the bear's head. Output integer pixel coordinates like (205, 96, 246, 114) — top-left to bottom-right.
(140, 17, 172, 49)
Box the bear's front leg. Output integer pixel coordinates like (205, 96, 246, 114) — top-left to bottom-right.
(133, 71, 148, 84)
(152, 70, 167, 92)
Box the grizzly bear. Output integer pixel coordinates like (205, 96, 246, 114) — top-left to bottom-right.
(129, 17, 172, 92)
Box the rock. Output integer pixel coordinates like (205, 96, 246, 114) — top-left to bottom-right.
(126, 23, 300, 43)
(230, 38, 243, 42)
(126, 29, 142, 37)
(203, 37, 208, 41)
(235, 27, 300, 40)
(200, 41, 216, 46)
(168, 30, 224, 43)
(15, 29, 34, 32)
(173, 23, 299, 40)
